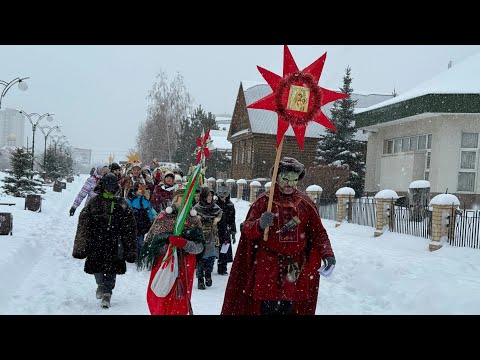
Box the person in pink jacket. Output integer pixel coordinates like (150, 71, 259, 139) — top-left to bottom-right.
(69, 165, 109, 216)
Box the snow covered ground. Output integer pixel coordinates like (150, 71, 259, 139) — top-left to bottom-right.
(1, 172, 480, 315)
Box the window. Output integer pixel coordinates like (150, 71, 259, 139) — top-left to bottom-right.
(409, 136, 418, 151)
(425, 151, 431, 181)
(246, 140, 252, 164)
(394, 139, 401, 153)
(418, 135, 427, 150)
(383, 134, 432, 154)
(461, 133, 478, 148)
(458, 133, 479, 192)
(240, 140, 245, 164)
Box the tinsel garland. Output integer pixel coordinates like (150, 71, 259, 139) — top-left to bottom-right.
(136, 226, 205, 271)
(274, 72, 322, 126)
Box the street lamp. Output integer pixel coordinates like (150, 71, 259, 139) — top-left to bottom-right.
(39, 124, 62, 176)
(0, 77, 29, 109)
(18, 110, 55, 173)
(51, 135, 67, 155)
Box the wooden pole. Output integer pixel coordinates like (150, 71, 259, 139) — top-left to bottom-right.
(263, 137, 284, 241)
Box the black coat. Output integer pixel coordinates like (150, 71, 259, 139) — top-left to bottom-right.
(72, 193, 137, 274)
(215, 195, 236, 263)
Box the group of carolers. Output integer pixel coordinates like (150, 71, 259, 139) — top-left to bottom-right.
(71, 156, 336, 315)
(71, 159, 237, 311)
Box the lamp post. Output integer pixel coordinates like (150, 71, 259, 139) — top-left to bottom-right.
(51, 135, 67, 155)
(18, 110, 55, 173)
(0, 77, 29, 109)
(39, 125, 62, 177)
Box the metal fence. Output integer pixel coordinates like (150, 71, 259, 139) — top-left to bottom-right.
(318, 198, 337, 221)
(348, 197, 376, 228)
(228, 181, 479, 250)
(450, 209, 480, 249)
(391, 205, 432, 239)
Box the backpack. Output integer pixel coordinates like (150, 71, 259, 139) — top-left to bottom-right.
(132, 197, 152, 235)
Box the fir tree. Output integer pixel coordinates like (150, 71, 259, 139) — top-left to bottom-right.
(1, 147, 45, 197)
(42, 146, 74, 181)
(173, 105, 229, 178)
(316, 66, 365, 197)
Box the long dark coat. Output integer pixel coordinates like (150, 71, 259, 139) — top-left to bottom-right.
(215, 194, 236, 263)
(221, 185, 334, 315)
(72, 194, 137, 274)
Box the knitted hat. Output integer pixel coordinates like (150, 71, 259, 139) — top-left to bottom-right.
(102, 173, 120, 193)
(109, 162, 121, 171)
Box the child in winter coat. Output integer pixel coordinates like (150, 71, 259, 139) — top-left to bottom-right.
(193, 186, 223, 289)
(126, 182, 157, 257)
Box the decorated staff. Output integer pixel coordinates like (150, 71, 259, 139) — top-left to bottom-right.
(247, 45, 348, 240)
(194, 128, 213, 185)
(221, 46, 341, 315)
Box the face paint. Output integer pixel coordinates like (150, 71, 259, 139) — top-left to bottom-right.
(277, 171, 300, 186)
(277, 171, 299, 195)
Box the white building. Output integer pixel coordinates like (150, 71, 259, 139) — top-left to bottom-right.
(70, 147, 92, 174)
(356, 51, 480, 208)
(0, 108, 25, 147)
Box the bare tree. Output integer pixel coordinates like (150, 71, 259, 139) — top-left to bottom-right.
(137, 70, 192, 163)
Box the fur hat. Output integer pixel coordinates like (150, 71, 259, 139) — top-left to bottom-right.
(271, 157, 306, 180)
(163, 171, 175, 180)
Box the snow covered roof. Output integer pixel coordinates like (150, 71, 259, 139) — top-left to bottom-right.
(210, 129, 231, 151)
(357, 51, 480, 114)
(242, 83, 391, 142)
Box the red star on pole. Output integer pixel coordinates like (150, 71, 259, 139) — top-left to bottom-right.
(247, 45, 348, 150)
(195, 129, 212, 164)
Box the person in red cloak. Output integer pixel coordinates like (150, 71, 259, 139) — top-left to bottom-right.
(221, 157, 335, 315)
(137, 187, 204, 315)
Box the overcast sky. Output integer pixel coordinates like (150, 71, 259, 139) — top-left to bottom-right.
(1, 45, 480, 164)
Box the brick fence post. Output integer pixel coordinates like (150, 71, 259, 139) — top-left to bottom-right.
(335, 187, 355, 227)
(249, 180, 261, 203)
(226, 179, 235, 198)
(306, 185, 323, 209)
(236, 179, 247, 200)
(207, 177, 216, 191)
(429, 194, 460, 251)
(373, 190, 399, 237)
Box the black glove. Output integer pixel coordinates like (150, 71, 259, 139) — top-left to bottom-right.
(69, 207, 76, 216)
(322, 256, 336, 271)
(259, 211, 274, 230)
(231, 231, 237, 245)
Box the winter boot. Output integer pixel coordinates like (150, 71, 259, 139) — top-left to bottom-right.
(205, 273, 212, 287)
(217, 263, 228, 275)
(96, 286, 103, 299)
(198, 277, 206, 290)
(101, 293, 112, 309)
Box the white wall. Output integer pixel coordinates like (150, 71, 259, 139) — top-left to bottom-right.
(364, 113, 480, 194)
